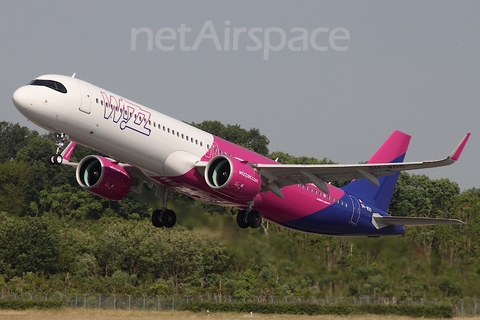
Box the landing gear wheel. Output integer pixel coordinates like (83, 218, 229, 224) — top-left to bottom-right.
(152, 209, 164, 228)
(247, 210, 262, 228)
(162, 210, 177, 228)
(48, 154, 63, 165)
(151, 209, 176, 228)
(55, 154, 63, 165)
(236, 210, 249, 229)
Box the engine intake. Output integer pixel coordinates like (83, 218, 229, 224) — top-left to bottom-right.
(76, 155, 131, 201)
(205, 156, 261, 201)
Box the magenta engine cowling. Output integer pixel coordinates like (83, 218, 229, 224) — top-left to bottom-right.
(76, 155, 131, 201)
(205, 155, 262, 201)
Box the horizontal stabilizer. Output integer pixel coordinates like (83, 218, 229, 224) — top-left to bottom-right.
(372, 213, 464, 229)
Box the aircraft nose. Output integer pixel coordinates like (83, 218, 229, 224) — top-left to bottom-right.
(12, 86, 32, 111)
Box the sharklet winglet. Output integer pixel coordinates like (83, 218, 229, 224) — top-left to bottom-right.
(449, 133, 471, 161)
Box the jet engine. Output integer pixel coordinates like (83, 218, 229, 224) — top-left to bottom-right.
(76, 155, 131, 201)
(205, 155, 261, 201)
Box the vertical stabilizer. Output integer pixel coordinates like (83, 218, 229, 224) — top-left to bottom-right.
(342, 131, 411, 212)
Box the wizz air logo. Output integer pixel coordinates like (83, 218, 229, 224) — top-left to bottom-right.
(101, 92, 151, 136)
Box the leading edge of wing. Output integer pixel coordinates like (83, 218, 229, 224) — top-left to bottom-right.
(254, 132, 471, 186)
(372, 214, 465, 229)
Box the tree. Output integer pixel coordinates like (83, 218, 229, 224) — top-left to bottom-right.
(96, 225, 129, 276)
(191, 120, 270, 156)
(0, 216, 60, 277)
(38, 184, 103, 219)
(0, 122, 34, 162)
(390, 173, 460, 217)
(0, 161, 32, 216)
(268, 151, 335, 165)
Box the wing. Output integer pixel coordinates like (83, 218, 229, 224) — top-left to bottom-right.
(251, 133, 469, 197)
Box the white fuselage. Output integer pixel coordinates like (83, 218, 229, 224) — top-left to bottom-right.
(14, 75, 211, 178)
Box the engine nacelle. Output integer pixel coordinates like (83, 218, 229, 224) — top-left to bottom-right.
(76, 155, 131, 201)
(205, 155, 262, 201)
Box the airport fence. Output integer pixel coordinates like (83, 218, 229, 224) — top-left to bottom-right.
(0, 292, 478, 317)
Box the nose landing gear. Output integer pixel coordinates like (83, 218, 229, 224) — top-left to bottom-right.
(48, 133, 69, 165)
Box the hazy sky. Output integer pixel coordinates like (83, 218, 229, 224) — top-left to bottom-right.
(1, 1, 479, 190)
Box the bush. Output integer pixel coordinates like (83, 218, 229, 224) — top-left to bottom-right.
(0, 300, 64, 310)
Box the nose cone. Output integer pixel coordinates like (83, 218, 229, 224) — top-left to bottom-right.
(12, 86, 32, 112)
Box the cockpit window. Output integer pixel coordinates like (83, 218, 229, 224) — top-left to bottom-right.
(29, 79, 67, 94)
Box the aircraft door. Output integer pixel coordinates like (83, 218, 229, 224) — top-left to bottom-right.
(78, 82, 91, 114)
(349, 195, 361, 226)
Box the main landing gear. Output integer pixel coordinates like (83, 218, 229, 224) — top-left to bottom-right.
(236, 209, 262, 229)
(48, 133, 68, 165)
(152, 209, 176, 228)
(151, 186, 177, 228)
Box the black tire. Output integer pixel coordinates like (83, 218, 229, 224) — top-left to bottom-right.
(247, 210, 262, 228)
(48, 155, 55, 165)
(236, 210, 249, 228)
(162, 210, 176, 228)
(55, 154, 63, 165)
(152, 209, 164, 228)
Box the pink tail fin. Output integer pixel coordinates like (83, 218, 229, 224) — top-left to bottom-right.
(342, 131, 411, 211)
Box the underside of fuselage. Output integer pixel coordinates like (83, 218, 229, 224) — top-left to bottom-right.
(155, 167, 405, 236)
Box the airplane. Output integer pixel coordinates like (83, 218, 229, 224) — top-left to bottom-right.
(12, 74, 470, 236)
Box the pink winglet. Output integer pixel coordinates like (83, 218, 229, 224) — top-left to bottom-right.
(61, 141, 77, 161)
(450, 133, 471, 161)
